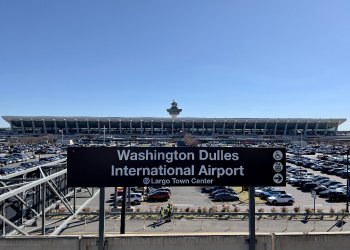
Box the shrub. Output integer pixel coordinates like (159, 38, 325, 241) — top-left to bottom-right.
(185, 207, 191, 212)
(270, 207, 277, 213)
(316, 208, 323, 214)
(209, 206, 218, 213)
(202, 207, 208, 213)
(197, 207, 202, 213)
(330, 207, 335, 214)
(305, 208, 312, 214)
(281, 207, 289, 213)
(293, 206, 300, 213)
(233, 206, 240, 212)
(257, 208, 264, 213)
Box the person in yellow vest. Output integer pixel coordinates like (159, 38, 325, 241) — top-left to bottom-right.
(160, 207, 165, 220)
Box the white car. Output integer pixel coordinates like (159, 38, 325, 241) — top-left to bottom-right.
(267, 194, 295, 205)
(116, 193, 143, 205)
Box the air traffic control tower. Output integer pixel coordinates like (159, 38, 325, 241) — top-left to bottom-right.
(167, 100, 182, 119)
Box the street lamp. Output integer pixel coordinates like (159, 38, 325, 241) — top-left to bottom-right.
(59, 129, 63, 145)
(346, 148, 349, 213)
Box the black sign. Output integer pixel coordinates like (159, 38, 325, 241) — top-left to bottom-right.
(67, 147, 286, 187)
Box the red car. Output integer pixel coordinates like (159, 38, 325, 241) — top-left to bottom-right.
(147, 191, 170, 201)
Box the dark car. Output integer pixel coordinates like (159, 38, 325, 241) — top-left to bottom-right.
(328, 191, 348, 202)
(147, 191, 170, 201)
(213, 193, 239, 201)
(301, 182, 318, 192)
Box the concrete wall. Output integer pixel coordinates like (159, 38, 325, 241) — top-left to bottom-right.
(1, 232, 349, 250)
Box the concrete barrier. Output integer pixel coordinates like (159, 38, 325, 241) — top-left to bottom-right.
(1, 232, 349, 250)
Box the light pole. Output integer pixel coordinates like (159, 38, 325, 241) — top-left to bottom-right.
(103, 125, 106, 146)
(346, 148, 349, 213)
(59, 129, 63, 145)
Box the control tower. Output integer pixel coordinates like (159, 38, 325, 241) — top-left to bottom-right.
(167, 100, 182, 119)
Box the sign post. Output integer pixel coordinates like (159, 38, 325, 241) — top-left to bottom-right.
(311, 190, 317, 213)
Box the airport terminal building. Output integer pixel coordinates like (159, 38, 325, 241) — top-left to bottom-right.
(1, 116, 346, 138)
(1, 101, 346, 138)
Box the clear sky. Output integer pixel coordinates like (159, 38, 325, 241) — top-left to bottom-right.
(0, 1, 349, 130)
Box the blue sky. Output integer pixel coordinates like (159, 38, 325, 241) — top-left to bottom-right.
(0, 1, 349, 130)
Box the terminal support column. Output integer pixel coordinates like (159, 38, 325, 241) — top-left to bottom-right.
(31, 119, 35, 133)
(53, 119, 57, 134)
(304, 122, 309, 137)
(284, 122, 288, 136)
(43, 119, 47, 133)
(233, 121, 236, 135)
(274, 121, 278, 135)
(20, 119, 25, 134)
(75, 119, 79, 134)
(64, 119, 68, 134)
(294, 122, 298, 135)
(87, 120, 90, 134)
(253, 121, 257, 135)
(314, 121, 320, 135)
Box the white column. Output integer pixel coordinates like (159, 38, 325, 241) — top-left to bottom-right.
(294, 122, 299, 135)
(314, 121, 320, 135)
(243, 121, 247, 135)
(87, 120, 90, 134)
(284, 122, 288, 136)
(263, 121, 267, 135)
(75, 119, 79, 134)
(10, 119, 14, 133)
(274, 121, 278, 135)
(53, 119, 57, 134)
(31, 119, 36, 133)
(119, 120, 122, 134)
(324, 122, 329, 136)
(304, 122, 309, 136)
(129, 120, 133, 134)
(253, 121, 257, 135)
(212, 121, 216, 134)
(335, 121, 339, 135)
(151, 120, 154, 135)
(20, 119, 25, 134)
(202, 121, 205, 135)
(223, 121, 226, 134)
(140, 120, 143, 134)
(43, 120, 47, 133)
(64, 119, 68, 134)
(233, 121, 237, 135)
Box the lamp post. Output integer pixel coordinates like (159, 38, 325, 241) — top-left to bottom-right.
(346, 148, 349, 213)
(103, 125, 106, 146)
(59, 129, 63, 145)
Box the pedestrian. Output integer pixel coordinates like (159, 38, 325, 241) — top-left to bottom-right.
(160, 207, 165, 220)
(166, 203, 172, 221)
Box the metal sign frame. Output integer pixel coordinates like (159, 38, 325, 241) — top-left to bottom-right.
(67, 147, 286, 187)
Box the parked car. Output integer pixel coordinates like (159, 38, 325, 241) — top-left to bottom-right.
(212, 193, 239, 201)
(116, 193, 143, 205)
(267, 194, 295, 205)
(146, 191, 170, 202)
